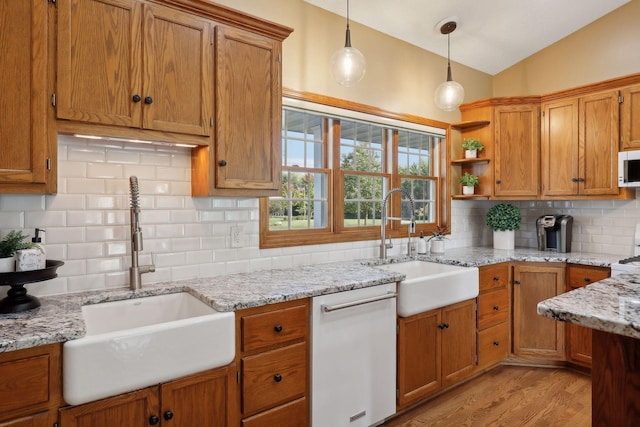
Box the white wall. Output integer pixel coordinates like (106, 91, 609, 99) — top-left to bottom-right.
(4, 136, 637, 298)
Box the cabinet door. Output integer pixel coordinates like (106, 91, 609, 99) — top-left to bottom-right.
(0, 0, 48, 187)
(215, 26, 281, 190)
(143, 4, 212, 136)
(59, 386, 159, 427)
(621, 84, 640, 150)
(494, 104, 540, 197)
(566, 265, 610, 367)
(513, 264, 565, 360)
(397, 309, 441, 408)
(0, 412, 48, 427)
(579, 90, 620, 196)
(57, 0, 143, 127)
(160, 368, 229, 427)
(441, 299, 476, 386)
(541, 99, 579, 196)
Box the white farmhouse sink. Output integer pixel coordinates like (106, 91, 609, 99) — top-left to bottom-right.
(375, 261, 479, 317)
(63, 292, 235, 405)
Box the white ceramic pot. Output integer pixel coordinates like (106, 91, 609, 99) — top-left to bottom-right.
(493, 230, 515, 250)
(464, 149, 477, 159)
(462, 185, 475, 195)
(0, 256, 15, 273)
(430, 239, 445, 254)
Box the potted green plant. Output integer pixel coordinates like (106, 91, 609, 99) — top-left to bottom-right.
(459, 172, 479, 195)
(428, 226, 447, 254)
(486, 203, 521, 250)
(462, 138, 485, 159)
(0, 230, 38, 272)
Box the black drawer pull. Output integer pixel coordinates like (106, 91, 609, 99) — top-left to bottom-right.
(164, 411, 174, 421)
(514, 280, 521, 285)
(219, 160, 227, 167)
(493, 276, 500, 281)
(493, 341, 500, 346)
(584, 277, 591, 282)
(274, 373, 282, 382)
(274, 324, 283, 333)
(144, 96, 153, 104)
(493, 305, 500, 311)
(132, 94, 141, 103)
(149, 416, 160, 425)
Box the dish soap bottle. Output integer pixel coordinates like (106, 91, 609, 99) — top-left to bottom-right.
(417, 231, 428, 254)
(32, 228, 46, 269)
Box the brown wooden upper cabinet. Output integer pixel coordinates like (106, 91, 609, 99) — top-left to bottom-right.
(621, 84, 640, 150)
(494, 104, 540, 198)
(56, 0, 213, 137)
(0, 0, 55, 194)
(542, 90, 620, 197)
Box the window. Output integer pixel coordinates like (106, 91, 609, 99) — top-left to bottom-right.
(259, 92, 449, 248)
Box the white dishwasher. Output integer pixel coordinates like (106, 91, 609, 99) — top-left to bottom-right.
(311, 284, 397, 427)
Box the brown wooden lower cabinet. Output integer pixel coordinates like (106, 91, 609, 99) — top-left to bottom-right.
(565, 264, 610, 368)
(0, 344, 61, 427)
(59, 366, 232, 427)
(397, 299, 476, 410)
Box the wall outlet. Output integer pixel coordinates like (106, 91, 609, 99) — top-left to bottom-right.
(230, 226, 243, 248)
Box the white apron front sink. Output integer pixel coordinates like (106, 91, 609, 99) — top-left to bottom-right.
(374, 261, 479, 317)
(63, 292, 235, 405)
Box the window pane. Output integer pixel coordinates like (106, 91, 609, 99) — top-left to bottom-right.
(339, 121, 384, 172)
(282, 109, 324, 168)
(269, 171, 328, 230)
(401, 178, 436, 223)
(343, 174, 384, 227)
(397, 130, 434, 176)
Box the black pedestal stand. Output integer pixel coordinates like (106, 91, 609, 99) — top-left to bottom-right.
(0, 260, 64, 314)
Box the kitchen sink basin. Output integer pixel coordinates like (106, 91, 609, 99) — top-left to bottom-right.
(63, 292, 235, 405)
(374, 261, 479, 317)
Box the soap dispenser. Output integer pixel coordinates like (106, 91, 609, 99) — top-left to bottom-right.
(32, 228, 46, 269)
(417, 231, 428, 254)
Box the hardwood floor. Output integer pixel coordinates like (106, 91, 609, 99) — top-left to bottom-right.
(383, 366, 591, 427)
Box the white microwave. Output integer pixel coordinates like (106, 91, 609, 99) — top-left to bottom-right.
(619, 151, 640, 187)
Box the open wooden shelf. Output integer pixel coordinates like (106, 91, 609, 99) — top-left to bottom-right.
(451, 194, 491, 200)
(451, 158, 490, 165)
(451, 120, 490, 130)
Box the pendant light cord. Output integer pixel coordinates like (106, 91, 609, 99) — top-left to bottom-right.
(446, 33, 453, 81)
(344, 0, 352, 47)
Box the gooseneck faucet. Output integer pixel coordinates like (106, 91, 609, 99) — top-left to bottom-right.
(380, 188, 416, 259)
(129, 176, 155, 290)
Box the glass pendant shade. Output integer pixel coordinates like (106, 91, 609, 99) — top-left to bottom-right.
(331, 42, 366, 87)
(434, 77, 465, 111)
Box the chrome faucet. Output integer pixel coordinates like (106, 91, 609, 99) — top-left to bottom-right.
(129, 176, 155, 290)
(380, 188, 416, 259)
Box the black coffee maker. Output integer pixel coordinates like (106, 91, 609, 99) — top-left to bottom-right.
(536, 215, 573, 252)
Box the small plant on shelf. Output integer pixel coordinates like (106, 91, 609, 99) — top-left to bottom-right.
(459, 172, 479, 187)
(462, 138, 484, 158)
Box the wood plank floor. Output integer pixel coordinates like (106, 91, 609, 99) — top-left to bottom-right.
(383, 366, 591, 427)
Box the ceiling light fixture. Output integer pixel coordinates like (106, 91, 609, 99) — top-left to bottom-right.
(434, 20, 464, 111)
(330, 0, 366, 87)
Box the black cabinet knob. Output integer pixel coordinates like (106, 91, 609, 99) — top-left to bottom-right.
(493, 305, 500, 311)
(493, 276, 500, 281)
(572, 178, 578, 182)
(274, 325, 283, 333)
(132, 94, 141, 103)
(219, 160, 227, 167)
(578, 178, 585, 182)
(496, 180, 502, 184)
(164, 410, 174, 421)
(514, 280, 521, 285)
(438, 323, 450, 330)
(274, 373, 282, 382)
(149, 415, 160, 425)
(493, 341, 500, 346)
(584, 277, 591, 282)
(144, 96, 153, 104)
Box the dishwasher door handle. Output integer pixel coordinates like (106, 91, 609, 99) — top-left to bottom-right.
(321, 292, 397, 313)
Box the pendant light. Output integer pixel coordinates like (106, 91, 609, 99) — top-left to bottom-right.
(434, 20, 464, 111)
(330, 0, 366, 87)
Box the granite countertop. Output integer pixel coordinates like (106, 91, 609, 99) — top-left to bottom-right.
(0, 247, 625, 353)
(538, 274, 640, 340)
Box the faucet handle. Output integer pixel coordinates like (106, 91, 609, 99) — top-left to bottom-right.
(409, 221, 416, 234)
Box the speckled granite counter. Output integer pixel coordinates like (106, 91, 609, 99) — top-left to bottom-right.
(538, 273, 640, 340)
(0, 247, 624, 353)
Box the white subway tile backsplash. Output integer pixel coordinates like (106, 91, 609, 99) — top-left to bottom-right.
(68, 243, 105, 260)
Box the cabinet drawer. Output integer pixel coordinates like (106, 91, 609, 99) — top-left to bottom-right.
(241, 397, 307, 427)
(478, 288, 509, 330)
(0, 344, 61, 423)
(242, 342, 306, 415)
(478, 322, 509, 369)
(479, 263, 509, 292)
(241, 304, 308, 352)
(567, 264, 610, 289)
